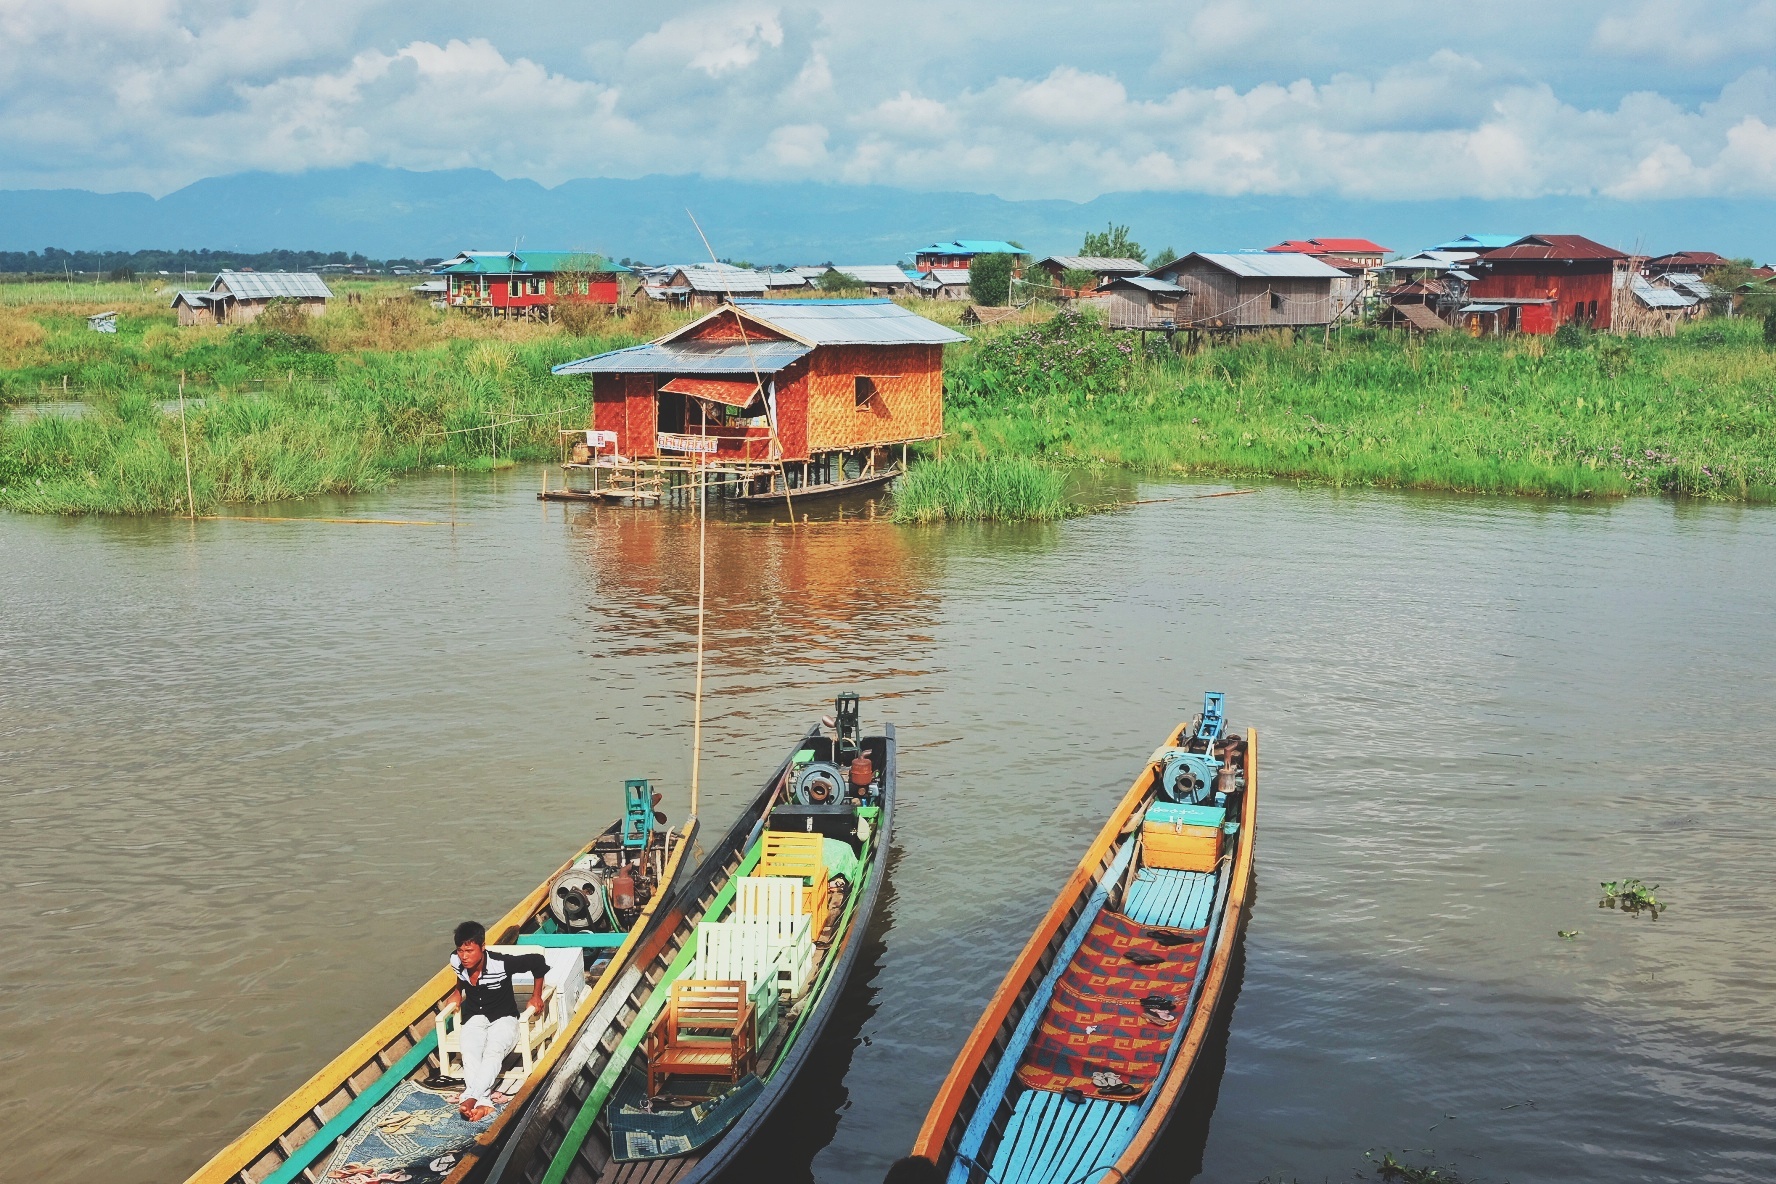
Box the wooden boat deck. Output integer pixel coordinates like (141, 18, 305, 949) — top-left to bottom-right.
(1122, 868, 1218, 929)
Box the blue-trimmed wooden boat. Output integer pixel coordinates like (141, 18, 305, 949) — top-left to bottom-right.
(489, 693, 896, 1184)
(181, 785, 696, 1184)
(901, 693, 1256, 1184)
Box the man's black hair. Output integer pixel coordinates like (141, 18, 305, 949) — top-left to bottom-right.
(453, 920, 486, 948)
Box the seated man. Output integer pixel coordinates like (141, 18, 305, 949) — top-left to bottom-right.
(447, 921, 549, 1122)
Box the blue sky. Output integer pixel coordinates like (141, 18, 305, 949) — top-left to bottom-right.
(3, 1, 1775, 200)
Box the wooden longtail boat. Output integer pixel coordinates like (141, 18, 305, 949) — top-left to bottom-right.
(900, 693, 1256, 1184)
(490, 693, 896, 1184)
(182, 784, 696, 1184)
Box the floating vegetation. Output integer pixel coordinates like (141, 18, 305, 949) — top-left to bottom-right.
(889, 455, 1075, 523)
(1366, 1149, 1472, 1183)
(1600, 879, 1663, 918)
(1558, 929, 1581, 939)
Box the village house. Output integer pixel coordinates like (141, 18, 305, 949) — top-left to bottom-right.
(1129, 252, 1348, 331)
(1643, 251, 1732, 276)
(170, 270, 333, 326)
(911, 240, 1027, 273)
(666, 267, 772, 308)
(806, 266, 920, 296)
(1427, 234, 1522, 254)
(1462, 234, 1629, 333)
(1265, 238, 1391, 268)
(1618, 274, 1705, 336)
(435, 250, 631, 319)
(1087, 275, 1188, 330)
(913, 268, 973, 300)
(1031, 255, 1147, 296)
(552, 299, 966, 493)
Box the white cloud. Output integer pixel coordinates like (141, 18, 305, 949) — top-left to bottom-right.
(1, 1, 1775, 202)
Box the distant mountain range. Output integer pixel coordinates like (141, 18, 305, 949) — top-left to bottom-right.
(2, 165, 1772, 264)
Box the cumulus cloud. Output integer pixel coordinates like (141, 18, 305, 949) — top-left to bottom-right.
(1, 0, 1774, 202)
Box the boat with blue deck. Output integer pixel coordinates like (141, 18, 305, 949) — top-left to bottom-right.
(898, 693, 1256, 1184)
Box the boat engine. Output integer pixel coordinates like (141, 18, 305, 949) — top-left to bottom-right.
(792, 761, 846, 805)
(549, 858, 614, 932)
(1157, 749, 1222, 805)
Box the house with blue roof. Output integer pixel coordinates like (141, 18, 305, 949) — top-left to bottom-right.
(434, 250, 632, 319)
(912, 239, 1029, 274)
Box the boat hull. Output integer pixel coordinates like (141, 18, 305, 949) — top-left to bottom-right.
(497, 721, 898, 1184)
(180, 817, 696, 1184)
(907, 724, 1257, 1184)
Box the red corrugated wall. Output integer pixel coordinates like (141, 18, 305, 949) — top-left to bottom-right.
(1469, 264, 1616, 332)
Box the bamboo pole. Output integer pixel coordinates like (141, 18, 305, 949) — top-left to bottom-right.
(178, 371, 195, 520)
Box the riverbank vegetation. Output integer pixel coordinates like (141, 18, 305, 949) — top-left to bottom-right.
(933, 311, 1776, 506)
(0, 284, 680, 513)
(888, 454, 1074, 523)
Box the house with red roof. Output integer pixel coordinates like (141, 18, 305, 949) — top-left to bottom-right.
(1265, 238, 1391, 268)
(1643, 251, 1733, 276)
(1463, 234, 1629, 334)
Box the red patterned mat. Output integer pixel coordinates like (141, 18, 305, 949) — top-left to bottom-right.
(1015, 910, 1206, 1101)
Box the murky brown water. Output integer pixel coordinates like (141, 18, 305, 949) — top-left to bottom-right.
(4, 469, 1775, 1184)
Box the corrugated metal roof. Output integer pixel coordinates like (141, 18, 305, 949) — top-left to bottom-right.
(828, 266, 919, 285)
(552, 339, 811, 376)
(791, 266, 832, 278)
(1168, 253, 1346, 279)
(914, 240, 1026, 256)
(765, 272, 808, 287)
(1632, 276, 1698, 308)
(680, 270, 770, 293)
(1038, 256, 1147, 273)
(726, 299, 969, 345)
(1430, 234, 1521, 251)
(1661, 273, 1714, 299)
(920, 268, 971, 285)
(1459, 302, 1510, 313)
(1106, 276, 1187, 294)
(1266, 238, 1390, 255)
(170, 290, 218, 307)
(1484, 235, 1627, 262)
(435, 251, 630, 275)
(212, 271, 333, 300)
(1647, 251, 1731, 269)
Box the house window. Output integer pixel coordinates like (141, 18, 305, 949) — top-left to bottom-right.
(530, 278, 544, 296)
(854, 376, 876, 407)
(1270, 290, 1284, 310)
(1572, 301, 1583, 322)
(578, 280, 590, 296)
(508, 279, 520, 298)
(1588, 299, 1597, 322)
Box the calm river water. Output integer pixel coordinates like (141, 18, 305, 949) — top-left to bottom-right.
(4, 469, 1775, 1184)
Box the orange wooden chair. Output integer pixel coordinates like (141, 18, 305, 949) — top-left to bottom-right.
(645, 979, 756, 1097)
(754, 831, 830, 936)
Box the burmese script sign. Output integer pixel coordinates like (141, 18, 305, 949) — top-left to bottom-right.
(657, 433, 720, 454)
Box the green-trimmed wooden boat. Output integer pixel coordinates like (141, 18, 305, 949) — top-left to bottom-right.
(181, 784, 696, 1184)
(900, 692, 1257, 1184)
(488, 693, 896, 1184)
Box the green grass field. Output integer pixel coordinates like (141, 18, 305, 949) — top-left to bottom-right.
(0, 283, 681, 513)
(933, 311, 1776, 506)
(3, 284, 1773, 516)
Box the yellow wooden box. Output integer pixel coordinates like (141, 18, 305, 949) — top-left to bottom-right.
(1142, 822, 1221, 872)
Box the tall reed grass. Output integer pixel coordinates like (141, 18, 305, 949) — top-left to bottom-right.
(890, 455, 1073, 523)
(942, 312, 1776, 503)
(0, 292, 692, 513)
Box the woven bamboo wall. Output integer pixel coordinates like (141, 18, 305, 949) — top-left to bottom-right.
(623, 374, 657, 457)
(775, 362, 810, 460)
(803, 344, 943, 453)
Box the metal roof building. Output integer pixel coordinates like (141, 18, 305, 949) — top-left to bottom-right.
(554, 299, 965, 466)
(211, 270, 333, 300)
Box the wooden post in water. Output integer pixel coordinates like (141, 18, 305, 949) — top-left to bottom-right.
(178, 371, 195, 520)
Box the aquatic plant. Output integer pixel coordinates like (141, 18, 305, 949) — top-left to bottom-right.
(942, 313, 1776, 503)
(1366, 1150, 1472, 1183)
(889, 455, 1074, 523)
(1600, 878, 1663, 918)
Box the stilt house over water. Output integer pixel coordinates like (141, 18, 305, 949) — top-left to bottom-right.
(170, 270, 332, 326)
(551, 299, 966, 499)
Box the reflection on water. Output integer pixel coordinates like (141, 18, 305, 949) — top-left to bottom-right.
(3, 467, 1776, 1184)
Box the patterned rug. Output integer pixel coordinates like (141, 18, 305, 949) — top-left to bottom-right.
(318, 1080, 505, 1184)
(607, 1068, 764, 1162)
(1015, 910, 1207, 1102)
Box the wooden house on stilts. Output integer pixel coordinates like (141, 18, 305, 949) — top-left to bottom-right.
(548, 299, 967, 504)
